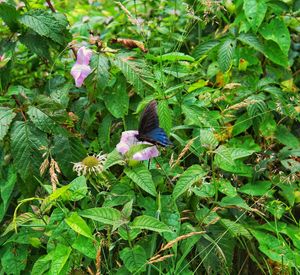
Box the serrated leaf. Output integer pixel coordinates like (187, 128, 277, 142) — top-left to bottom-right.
(232, 112, 252, 136)
(264, 40, 289, 67)
(192, 40, 220, 60)
(219, 196, 251, 210)
(19, 32, 51, 60)
(65, 212, 93, 240)
(11, 121, 47, 180)
(243, 0, 267, 31)
(237, 33, 265, 53)
(173, 165, 207, 200)
(112, 54, 154, 95)
(0, 107, 16, 141)
(239, 181, 272, 196)
(221, 219, 252, 239)
(217, 39, 236, 72)
(62, 176, 87, 202)
(31, 252, 53, 275)
(0, 167, 17, 223)
(27, 106, 66, 135)
(160, 52, 194, 62)
(125, 166, 157, 197)
(250, 229, 299, 267)
(158, 100, 172, 135)
(259, 18, 290, 55)
(1, 244, 28, 275)
(53, 136, 86, 178)
(50, 244, 71, 275)
(104, 149, 125, 169)
(275, 125, 300, 149)
(79, 207, 122, 225)
(19, 9, 69, 45)
(0, 3, 19, 31)
(72, 235, 97, 259)
(91, 53, 110, 91)
(131, 215, 171, 233)
(104, 76, 129, 118)
(120, 245, 147, 273)
(200, 129, 219, 150)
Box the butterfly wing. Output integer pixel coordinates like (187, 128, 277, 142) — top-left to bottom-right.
(137, 100, 171, 147)
(141, 127, 171, 147)
(138, 100, 159, 134)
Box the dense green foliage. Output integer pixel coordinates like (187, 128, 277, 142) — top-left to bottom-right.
(1, 0, 300, 274)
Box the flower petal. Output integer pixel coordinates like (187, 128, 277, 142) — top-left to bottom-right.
(76, 46, 93, 65)
(116, 130, 139, 155)
(71, 63, 92, 87)
(133, 146, 160, 161)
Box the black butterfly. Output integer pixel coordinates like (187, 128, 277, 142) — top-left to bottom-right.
(136, 100, 171, 147)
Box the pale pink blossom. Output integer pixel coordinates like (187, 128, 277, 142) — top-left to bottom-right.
(116, 130, 160, 161)
(71, 46, 93, 87)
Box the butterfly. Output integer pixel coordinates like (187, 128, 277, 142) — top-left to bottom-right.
(136, 100, 172, 147)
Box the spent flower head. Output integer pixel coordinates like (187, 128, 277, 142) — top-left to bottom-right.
(116, 130, 159, 161)
(70, 46, 93, 87)
(73, 152, 107, 176)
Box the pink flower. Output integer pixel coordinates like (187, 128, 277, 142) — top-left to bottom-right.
(116, 131, 160, 161)
(71, 46, 93, 87)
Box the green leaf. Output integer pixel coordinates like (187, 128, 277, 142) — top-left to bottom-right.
(125, 166, 157, 197)
(173, 165, 207, 200)
(31, 252, 53, 275)
(53, 136, 86, 178)
(65, 212, 93, 240)
(19, 32, 51, 60)
(131, 215, 171, 233)
(0, 107, 16, 141)
(112, 54, 154, 95)
(243, 0, 267, 31)
(104, 76, 129, 118)
(72, 235, 97, 259)
(104, 149, 125, 169)
(120, 245, 147, 273)
(27, 106, 66, 135)
(275, 125, 300, 149)
(19, 10, 70, 45)
(91, 53, 110, 91)
(214, 146, 235, 167)
(200, 128, 219, 150)
(63, 176, 87, 202)
(263, 40, 288, 67)
(98, 114, 113, 152)
(0, 2, 19, 31)
(216, 179, 237, 197)
(0, 166, 17, 223)
(260, 18, 290, 55)
(221, 219, 252, 239)
(79, 207, 122, 225)
(11, 121, 47, 180)
(192, 40, 220, 60)
(160, 52, 194, 62)
(219, 196, 251, 211)
(250, 229, 300, 267)
(232, 112, 252, 136)
(217, 39, 236, 72)
(237, 33, 265, 53)
(1, 244, 28, 275)
(158, 100, 172, 135)
(50, 243, 72, 275)
(239, 181, 272, 196)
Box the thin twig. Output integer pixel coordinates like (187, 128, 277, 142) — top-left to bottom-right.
(13, 95, 27, 121)
(45, 0, 56, 12)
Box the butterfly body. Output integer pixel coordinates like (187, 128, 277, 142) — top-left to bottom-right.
(137, 100, 171, 147)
